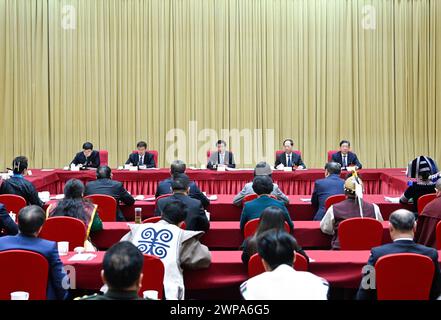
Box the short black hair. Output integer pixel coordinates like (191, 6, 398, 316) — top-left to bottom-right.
(283, 139, 294, 146)
(170, 160, 186, 175)
(216, 140, 226, 146)
(339, 140, 350, 147)
(171, 173, 190, 192)
(136, 141, 147, 149)
(252, 175, 273, 195)
(325, 162, 342, 175)
(257, 230, 296, 270)
(389, 210, 416, 232)
(12, 156, 28, 174)
(82, 142, 93, 150)
(18, 205, 46, 236)
(161, 201, 188, 225)
(103, 241, 144, 290)
(96, 166, 111, 179)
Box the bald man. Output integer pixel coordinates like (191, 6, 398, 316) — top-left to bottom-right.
(356, 209, 441, 300)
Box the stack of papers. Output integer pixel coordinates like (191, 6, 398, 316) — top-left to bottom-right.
(68, 253, 97, 261)
(144, 197, 156, 202)
(208, 195, 218, 201)
(384, 196, 401, 203)
(300, 198, 311, 202)
(134, 195, 145, 201)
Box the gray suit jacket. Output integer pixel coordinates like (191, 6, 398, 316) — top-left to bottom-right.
(233, 182, 289, 206)
(207, 151, 235, 168)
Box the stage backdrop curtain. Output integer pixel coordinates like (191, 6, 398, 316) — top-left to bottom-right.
(1, 0, 440, 169)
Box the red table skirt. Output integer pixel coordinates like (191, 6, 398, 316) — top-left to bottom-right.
(61, 250, 441, 292)
(29, 168, 408, 195)
(91, 221, 392, 250)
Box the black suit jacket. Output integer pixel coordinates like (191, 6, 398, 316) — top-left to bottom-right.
(0, 176, 44, 207)
(274, 152, 306, 168)
(155, 178, 210, 208)
(356, 240, 441, 300)
(125, 152, 156, 168)
(331, 151, 362, 169)
(0, 204, 18, 236)
(71, 150, 100, 168)
(84, 178, 135, 221)
(154, 193, 209, 232)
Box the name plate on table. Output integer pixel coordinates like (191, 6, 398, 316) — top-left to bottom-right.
(129, 166, 138, 172)
(138, 165, 147, 170)
(283, 167, 293, 172)
(217, 166, 226, 172)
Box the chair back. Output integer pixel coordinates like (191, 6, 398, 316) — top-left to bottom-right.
(39, 216, 87, 250)
(248, 252, 308, 278)
(84, 194, 117, 222)
(338, 217, 383, 250)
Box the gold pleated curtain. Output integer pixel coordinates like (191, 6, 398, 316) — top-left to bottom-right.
(0, 0, 440, 169)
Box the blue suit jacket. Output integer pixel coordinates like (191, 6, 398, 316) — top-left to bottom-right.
(240, 195, 294, 232)
(0, 204, 18, 236)
(331, 151, 362, 169)
(0, 234, 68, 300)
(311, 174, 345, 220)
(356, 240, 441, 300)
(155, 178, 210, 208)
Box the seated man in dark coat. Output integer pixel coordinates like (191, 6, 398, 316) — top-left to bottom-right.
(0, 156, 43, 207)
(331, 140, 362, 170)
(0, 206, 68, 300)
(274, 139, 306, 169)
(356, 209, 441, 300)
(311, 162, 345, 220)
(70, 142, 100, 168)
(154, 174, 209, 232)
(125, 141, 156, 168)
(0, 204, 18, 236)
(155, 160, 210, 208)
(85, 166, 135, 221)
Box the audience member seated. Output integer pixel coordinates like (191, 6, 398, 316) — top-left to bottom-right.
(240, 176, 293, 232)
(311, 162, 345, 220)
(0, 156, 43, 207)
(0, 203, 18, 236)
(0, 205, 68, 300)
(356, 209, 441, 300)
(233, 162, 289, 206)
(320, 175, 383, 249)
(70, 142, 100, 168)
(48, 179, 103, 250)
(122, 200, 211, 300)
(241, 206, 307, 265)
(155, 160, 210, 208)
(240, 230, 329, 300)
(154, 174, 209, 232)
(415, 179, 441, 248)
(400, 156, 438, 213)
(78, 242, 144, 300)
(125, 141, 156, 168)
(85, 166, 135, 221)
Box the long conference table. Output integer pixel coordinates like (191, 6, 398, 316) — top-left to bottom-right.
(62, 250, 441, 291)
(91, 221, 393, 250)
(27, 168, 409, 196)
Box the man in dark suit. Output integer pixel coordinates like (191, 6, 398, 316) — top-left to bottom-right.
(155, 160, 210, 208)
(70, 142, 100, 168)
(274, 139, 306, 169)
(154, 174, 209, 232)
(0, 206, 68, 300)
(240, 175, 294, 232)
(125, 141, 156, 168)
(311, 162, 345, 220)
(85, 166, 135, 221)
(331, 140, 362, 170)
(356, 209, 441, 300)
(0, 156, 44, 207)
(207, 140, 236, 169)
(0, 203, 18, 236)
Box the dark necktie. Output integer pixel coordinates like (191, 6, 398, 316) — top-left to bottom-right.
(140, 155, 144, 165)
(287, 154, 292, 167)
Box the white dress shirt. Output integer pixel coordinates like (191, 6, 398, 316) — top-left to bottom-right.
(240, 264, 329, 300)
